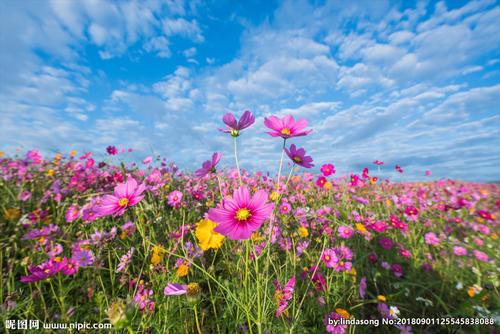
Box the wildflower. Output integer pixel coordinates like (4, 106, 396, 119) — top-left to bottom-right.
(322, 248, 338, 268)
(21, 257, 67, 282)
(284, 144, 314, 168)
(61, 258, 79, 275)
(280, 202, 292, 214)
(195, 152, 222, 177)
(425, 170, 431, 176)
(325, 311, 347, 333)
(473, 250, 489, 262)
(218, 110, 255, 137)
(456, 282, 463, 290)
(424, 232, 440, 246)
(117, 247, 134, 273)
(134, 286, 154, 312)
(453, 246, 467, 256)
(65, 204, 80, 222)
(373, 160, 384, 165)
(335, 308, 350, 319)
(368, 253, 378, 262)
(377, 295, 386, 302)
(264, 114, 312, 139)
(120, 221, 136, 239)
(337, 225, 353, 238)
(389, 305, 400, 319)
(467, 284, 482, 297)
(164, 283, 188, 295)
(4, 208, 21, 220)
(378, 303, 392, 319)
(96, 179, 145, 217)
(392, 264, 403, 278)
(106, 146, 117, 155)
(321, 164, 335, 176)
(398, 249, 411, 258)
(143, 156, 152, 164)
(186, 283, 202, 305)
(72, 248, 94, 267)
(316, 176, 327, 187)
(404, 206, 418, 216)
(177, 264, 189, 277)
(167, 190, 183, 207)
(395, 165, 403, 173)
(195, 219, 225, 251)
(297, 227, 308, 238)
(19, 190, 31, 201)
(274, 275, 295, 317)
(477, 210, 493, 220)
(360, 277, 366, 299)
(380, 237, 393, 249)
(208, 187, 274, 240)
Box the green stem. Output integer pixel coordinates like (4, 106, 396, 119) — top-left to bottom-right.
(193, 306, 202, 334)
(234, 136, 242, 186)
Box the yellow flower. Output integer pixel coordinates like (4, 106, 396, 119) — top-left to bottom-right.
(298, 227, 309, 238)
(335, 308, 350, 319)
(47, 169, 54, 177)
(70, 150, 76, 156)
(151, 245, 166, 265)
(4, 208, 20, 220)
(195, 219, 225, 251)
(355, 223, 367, 234)
(270, 191, 278, 201)
(0, 151, 3, 156)
(324, 182, 332, 189)
(377, 295, 386, 302)
(177, 264, 189, 277)
(252, 232, 263, 242)
(349, 267, 357, 281)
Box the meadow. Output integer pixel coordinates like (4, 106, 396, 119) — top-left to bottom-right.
(0, 112, 498, 333)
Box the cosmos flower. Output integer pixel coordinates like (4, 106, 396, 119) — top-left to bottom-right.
(337, 226, 353, 238)
(274, 275, 295, 317)
(373, 160, 384, 165)
(280, 202, 292, 214)
(284, 144, 314, 168)
(96, 179, 145, 217)
(19, 190, 31, 201)
(218, 110, 255, 137)
(453, 246, 467, 256)
(359, 277, 367, 299)
(61, 258, 79, 275)
(195, 152, 222, 177)
(164, 283, 188, 296)
(380, 237, 393, 249)
(116, 247, 135, 273)
(21, 257, 67, 282)
(316, 176, 327, 187)
(167, 190, 183, 207)
(208, 187, 274, 240)
(106, 146, 117, 155)
(325, 311, 348, 334)
(321, 164, 335, 176)
(424, 232, 440, 246)
(72, 248, 95, 267)
(143, 156, 153, 164)
(322, 248, 338, 268)
(264, 114, 312, 139)
(195, 219, 225, 251)
(395, 165, 403, 173)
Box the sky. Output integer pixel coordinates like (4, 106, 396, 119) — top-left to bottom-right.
(0, 0, 499, 182)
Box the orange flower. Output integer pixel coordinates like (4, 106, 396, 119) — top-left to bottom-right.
(177, 264, 189, 277)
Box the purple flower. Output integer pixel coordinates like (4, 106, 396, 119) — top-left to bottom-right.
(273, 275, 295, 317)
(61, 258, 79, 275)
(116, 247, 135, 273)
(164, 283, 188, 295)
(167, 190, 183, 207)
(218, 110, 255, 137)
(21, 257, 67, 282)
(380, 237, 393, 249)
(106, 146, 117, 155)
(195, 152, 222, 177)
(72, 248, 94, 267)
(19, 190, 31, 201)
(360, 277, 366, 299)
(284, 144, 314, 168)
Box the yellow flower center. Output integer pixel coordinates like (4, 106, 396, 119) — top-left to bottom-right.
(273, 290, 284, 303)
(281, 128, 291, 135)
(325, 255, 330, 261)
(293, 156, 302, 163)
(186, 283, 201, 297)
(119, 198, 129, 206)
(235, 208, 251, 221)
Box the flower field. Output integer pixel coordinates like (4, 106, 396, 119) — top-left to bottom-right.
(0, 112, 499, 334)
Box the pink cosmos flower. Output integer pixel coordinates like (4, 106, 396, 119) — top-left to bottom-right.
(65, 204, 80, 222)
(285, 144, 314, 168)
(395, 165, 403, 173)
(473, 250, 488, 262)
(424, 232, 440, 246)
(380, 237, 393, 249)
(373, 160, 384, 165)
(425, 170, 431, 176)
(167, 190, 183, 207)
(96, 178, 145, 217)
(274, 275, 295, 317)
(404, 206, 419, 216)
(280, 202, 292, 214)
(316, 176, 327, 187)
(106, 146, 117, 155)
(392, 264, 403, 277)
(164, 283, 188, 295)
(61, 258, 79, 275)
(453, 246, 467, 256)
(360, 277, 367, 299)
(72, 248, 94, 266)
(21, 257, 67, 282)
(208, 187, 274, 240)
(218, 110, 255, 137)
(337, 226, 353, 238)
(143, 156, 153, 164)
(19, 190, 31, 201)
(325, 311, 347, 333)
(195, 152, 222, 177)
(321, 164, 335, 176)
(322, 248, 338, 268)
(264, 114, 312, 139)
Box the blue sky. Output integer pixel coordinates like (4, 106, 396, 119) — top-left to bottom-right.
(1, 0, 499, 181)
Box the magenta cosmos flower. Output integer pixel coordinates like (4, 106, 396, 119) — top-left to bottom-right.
(321, 163, 335, 176)
(96, 178, 146, 217)
(164, 283, 188, 296)
(195, 152, 222, 177)
(264, 114, 312, 139)
(274, 275, 295, 317)
(21, 257, 67, 282)
(208, 187, 274, 240)
(284, 144, 314, 168)
(218, 110, 255, 137)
